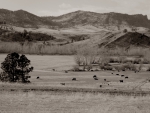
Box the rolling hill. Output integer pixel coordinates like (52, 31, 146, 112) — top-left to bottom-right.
(44, 10, 150, 29)
(0, 9, 150, 30)
(0, 9, 150, 49)
(0, 9, 60, 28)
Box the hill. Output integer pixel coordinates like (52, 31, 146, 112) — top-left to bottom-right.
(68, 31, 150, 49)
(0, 9, 60, 28)
(0, 9, 150, 30)
(44, 10, 150, 29)
(106, 32, 150, 48)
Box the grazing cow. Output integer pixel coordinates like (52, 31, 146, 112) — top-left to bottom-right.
(94, 77, 98, 80)
(125, 76, 128, 79)
(120, 80, 123, 83)
(112, 73, 113, 74)
(121, 75, 124, 77)
(116, 74, 119, 76)
(93, 75, 97, 78)
(108, 84, 109, 86)
(72, 78, 76, 81)
(104, 79, 106, 81)
(100, 85, 102, 87)
(60, 83, 65, 85)
(37, 77, 39, 79)
(52, 69, 55, 71)
(65, 70, 68, 73)
(122, 69, 125, 71)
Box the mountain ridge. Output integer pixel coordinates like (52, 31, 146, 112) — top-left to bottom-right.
(0, 9, 150, 29)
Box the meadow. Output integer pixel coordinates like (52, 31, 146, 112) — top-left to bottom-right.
(1, 43, 150, 113)
(1, 90, 150, 113)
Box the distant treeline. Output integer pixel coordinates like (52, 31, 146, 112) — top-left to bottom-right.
(0, 29, 56, 42)
(0, 21, 6, 24)
(69, 35, 89, 42)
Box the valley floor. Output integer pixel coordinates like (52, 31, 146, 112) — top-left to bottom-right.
(0, 54, 150, 113)
(1, 90, 150, 113)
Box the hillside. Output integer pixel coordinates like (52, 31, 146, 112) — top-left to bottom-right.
(0, 9, 150, 49)
(0, 9, 150, 30)
(44, 10, 150, 29)
(68, 31, 150, 49)
(106, 32, 150, 48)
(0, 9, 60, 28)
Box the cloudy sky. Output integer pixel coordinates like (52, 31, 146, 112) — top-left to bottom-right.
(0, 0, 150, 18)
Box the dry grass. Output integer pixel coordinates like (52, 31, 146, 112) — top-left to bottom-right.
(0, 90, 150, 113)
(101, 47, 150, 58)
(0, 42, 78, 55)
(0, 54, 76, 71)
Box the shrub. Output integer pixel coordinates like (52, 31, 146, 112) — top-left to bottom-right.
(123, 29, 128, 33)
(72, 65, 80, 71)
(74, 55, 83, 66)
(147, 66, 150, 71)
(133, 58, 142, 64)
(75, 46, 98, 66)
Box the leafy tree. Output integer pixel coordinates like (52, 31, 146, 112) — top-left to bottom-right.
(0, 52, 33, 83)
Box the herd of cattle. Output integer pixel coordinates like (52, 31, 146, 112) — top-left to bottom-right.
(36, 71, 129, 88)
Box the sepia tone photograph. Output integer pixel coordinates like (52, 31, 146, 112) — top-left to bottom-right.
(0, 0, 150, 113)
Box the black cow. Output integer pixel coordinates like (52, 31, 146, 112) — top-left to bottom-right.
(120, 80, 123, 83)
(72, 78, 76, 81)
(65, 70, 68, 73)
(37, 77, 39, 79)
(93, 75, 97, 78)
(121, 75, 124, 77)
(125, 76, 128, 79)
(100, 85, 102, 87)
(94, 77, 98, 80)
(60, 83, 65, 85)
(104, 79, 106, 81)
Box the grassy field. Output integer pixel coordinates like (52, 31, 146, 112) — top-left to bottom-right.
(0, 54, 76, 71)
(1, 90, 150, 113)
(1, 70, 150, 113)
(0, 54, 150, 91)
(0, 54, 150, 113)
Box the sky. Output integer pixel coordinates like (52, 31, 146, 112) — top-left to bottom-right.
(0, 0, 150, 19)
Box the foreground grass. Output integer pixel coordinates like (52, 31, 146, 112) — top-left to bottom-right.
(0, 91, 150, 113)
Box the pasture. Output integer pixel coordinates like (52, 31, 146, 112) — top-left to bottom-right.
(1, 90, 150, 113)
(0, 54, 150, 113)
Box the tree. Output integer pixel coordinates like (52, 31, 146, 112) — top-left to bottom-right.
(0, 52, 33, 83)
(123, 29, 128, 33)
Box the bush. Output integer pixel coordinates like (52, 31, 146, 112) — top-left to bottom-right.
(75, 47, 98, 66)
(74, 55, 83, 66)
(123, 29, 128, 33)
(147, 66, 150, 71)
(0, 29, 56, 42)
(0, 52, 33, 83)
(72, 65, 80, 71)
